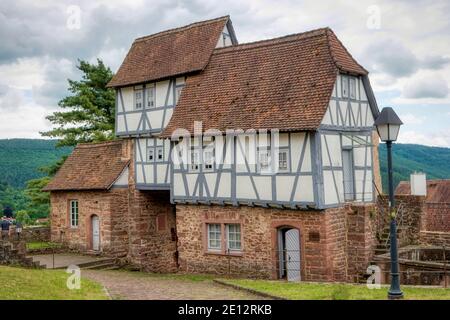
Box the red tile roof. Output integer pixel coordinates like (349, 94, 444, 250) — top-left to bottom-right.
(107, 16, 230, 88)
(395, 179, 450, 203)
(161, 28, 368, 137)
(43, 140, 130, 191)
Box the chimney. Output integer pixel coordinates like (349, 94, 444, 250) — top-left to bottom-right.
(410, 172, 427, 196)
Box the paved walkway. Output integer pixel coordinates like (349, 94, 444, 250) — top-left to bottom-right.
(29, 254, 110, 269)
(82, 270, 266, 300)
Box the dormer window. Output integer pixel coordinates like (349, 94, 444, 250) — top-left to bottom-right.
(342, 76, 349, 98)
(146, 85, 155, 108)
(349, 78, 356, 99)
(135, 89, 143, 109)
(176, 86, 183, 104)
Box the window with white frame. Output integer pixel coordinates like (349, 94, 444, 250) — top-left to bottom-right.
(175, 86, 183, 104)
(203, 149, 214, 171)
(146, 85, 155, 108)
(156, 146, 164, 162)
(278, 149, 289, 172)
(349, 78, 356, 99)
(147, 147, 154, 162)
(226, 224, 241, 252)
(190, 149, 200, 172)
(207, 224, 221, 250)
(258, 149, 271, 173)
(69, 200, 79, 228)
(135, 89, 143, 109)
(342, 76, 349, 98)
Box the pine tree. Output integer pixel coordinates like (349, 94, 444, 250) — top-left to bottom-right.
(41, 59, 115, 147)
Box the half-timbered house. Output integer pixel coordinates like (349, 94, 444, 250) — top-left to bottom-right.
(46, 16, 382, 282)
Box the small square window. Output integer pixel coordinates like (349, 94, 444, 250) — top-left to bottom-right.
(156, 147, 164, 162)
(207, 224, 221, 250)
(342, 76, 349, 98)
(278, 150, 289, 172)
(147, 148, 154, 162)
(146, 86, 155, 108)
(258, 149, 271, 173)
(190, 150, 200, 172)
(135, 89, 143, 109)
(204, 150, 214, 171)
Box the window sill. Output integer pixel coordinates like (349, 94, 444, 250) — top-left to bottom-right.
(204, 250, 243, 257)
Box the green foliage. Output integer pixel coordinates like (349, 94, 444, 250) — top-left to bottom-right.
(0, 139, 71, 189)
(15, 210, 31, 225)
(40, 59, 116, 147)
(0, 139, 71, 220)
(379, 143, 450, 192)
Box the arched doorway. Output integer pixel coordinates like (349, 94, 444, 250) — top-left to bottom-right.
(91, 215, 100, 251)
(277, 227, 300, 281)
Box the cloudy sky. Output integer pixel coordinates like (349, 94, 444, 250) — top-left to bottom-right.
(0, 0, 449, 147)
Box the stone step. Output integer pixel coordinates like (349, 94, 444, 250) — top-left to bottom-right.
(79, 261, 116, 270)
(82, 262, 118, 270)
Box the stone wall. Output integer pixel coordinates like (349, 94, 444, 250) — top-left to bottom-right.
(379, 195, 425, 246)
(50, 188, 129, 256)
(125, 189, 178, 272)
(346, 204, 378, 282)
(424, 203, 450, 232)
(20, 226, 50, 242)
(176, 203, 376, 282)
(420, 231, 450, 247)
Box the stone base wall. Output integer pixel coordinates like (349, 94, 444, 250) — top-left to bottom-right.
(50, 188, 129, 256)
(126, 190, 178, 273)
(379, 195, 425, 246)
(20, 226, 51, 242)
(424, 203, 450, 232)
(346, 204, 378, 282)
(176, 203, 376, 282)
(420, 231, 450, 247)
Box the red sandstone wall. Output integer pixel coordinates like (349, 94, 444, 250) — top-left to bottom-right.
(424, 203, 450, 232)
(175, 204, 373, 282)
(50, 189, 128, 255)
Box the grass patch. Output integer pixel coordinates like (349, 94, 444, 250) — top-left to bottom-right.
(26, 241, 61, 250)
(0, 266, 108, 300)
(220, 279, 450, 300)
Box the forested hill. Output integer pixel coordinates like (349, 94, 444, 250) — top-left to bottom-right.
(379, 143, 450, 192)
(0, 139, 72, 188)
(0, 139, 449, 192)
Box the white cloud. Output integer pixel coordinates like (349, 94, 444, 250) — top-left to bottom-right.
(403, 74, 449, 99)
(0, 102, 56, 139)
(398, 129, 450, 148)
(399, 113, 426, 125)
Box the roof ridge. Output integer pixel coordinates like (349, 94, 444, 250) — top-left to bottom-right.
(212, 27, 329, 54)
(134, 15, 229, 43)
(76, 140, 123, 148)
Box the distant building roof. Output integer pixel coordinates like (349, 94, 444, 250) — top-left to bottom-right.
(107, 16, 233, 88)
(161, 27, 369, 136)
(395, 179, 450, 203)
(43, 140, 129, 191)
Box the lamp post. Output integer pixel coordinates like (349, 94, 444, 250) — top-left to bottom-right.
(374, 107, 404, 300)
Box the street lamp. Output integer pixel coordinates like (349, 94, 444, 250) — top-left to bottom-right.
(374, 107, 404, 300)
